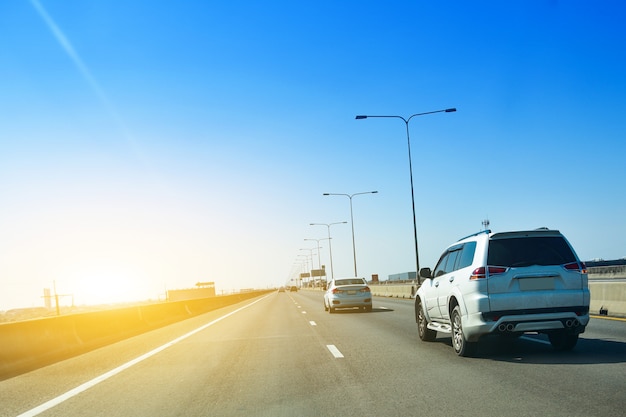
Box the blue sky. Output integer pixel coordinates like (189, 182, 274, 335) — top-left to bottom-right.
(1, 0, 625, 310)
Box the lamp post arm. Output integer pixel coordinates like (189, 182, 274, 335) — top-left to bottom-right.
(355, 107, 456, 283)
(323, 192, 377, 277)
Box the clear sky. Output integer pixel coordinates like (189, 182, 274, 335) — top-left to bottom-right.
(1, 0, 625, 310)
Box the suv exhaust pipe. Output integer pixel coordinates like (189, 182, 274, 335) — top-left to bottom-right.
(498, 323, 515, 332)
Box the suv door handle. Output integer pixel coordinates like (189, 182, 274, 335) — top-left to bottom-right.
(449, 276, 455, 282)
(434, 281, 439, 287)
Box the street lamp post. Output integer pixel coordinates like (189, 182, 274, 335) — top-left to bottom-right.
(356, 108, 456, 283)
(299, 247, 317, 287)
(304, 239, 326, 287)
(304, 238, 328, 269)
(310, 221, 347, 282)
(323, 191, 378, 277)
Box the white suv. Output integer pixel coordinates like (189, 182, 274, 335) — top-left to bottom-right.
(415, 228, 590, 356)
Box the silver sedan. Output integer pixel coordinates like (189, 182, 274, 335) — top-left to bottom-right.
(324, 278, 372, 313)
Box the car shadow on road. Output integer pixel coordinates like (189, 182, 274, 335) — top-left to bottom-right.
(440, 334, 626, 364)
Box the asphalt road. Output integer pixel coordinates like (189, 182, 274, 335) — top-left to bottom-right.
(1, 291, 625, 417)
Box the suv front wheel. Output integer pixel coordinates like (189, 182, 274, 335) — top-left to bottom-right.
(417, 300, 437, 341)
(451, 306, 477, 357)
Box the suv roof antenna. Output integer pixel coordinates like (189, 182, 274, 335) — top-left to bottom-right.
(482, 219, 490, 230)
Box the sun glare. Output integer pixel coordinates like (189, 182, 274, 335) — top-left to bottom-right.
(71, 267, 147, 306)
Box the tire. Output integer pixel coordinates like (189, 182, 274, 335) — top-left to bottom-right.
(548, 331, 579, 351)
(451, 306, 477, 357)
(365, 305, 372, 312)
(417, 300, 436, 342)
(324, 300, 328, 311)
(329, 306, 335, 314)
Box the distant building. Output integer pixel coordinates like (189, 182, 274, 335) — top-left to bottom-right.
(388, 272, 417, 281)
(167, 282, 216, 302)
(585, 259, 626, 267)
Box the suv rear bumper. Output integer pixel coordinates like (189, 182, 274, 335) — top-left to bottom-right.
(463, 309, 590, 341)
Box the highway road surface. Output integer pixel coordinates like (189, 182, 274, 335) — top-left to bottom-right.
(1, 291, 625, 417)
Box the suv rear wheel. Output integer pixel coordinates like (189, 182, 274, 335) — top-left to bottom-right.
(417, 300, 436, 341)
(451, 306, 477, 357)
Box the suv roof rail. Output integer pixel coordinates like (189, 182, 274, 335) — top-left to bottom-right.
(457, 229, 491, 242)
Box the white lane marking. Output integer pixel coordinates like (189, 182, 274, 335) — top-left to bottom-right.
(521, 335, 551, 345)
(326, 344, 344, 358)
(301, 311, 307, 314)
(309, 321, 317, 326)
(17, 294, 273, 417)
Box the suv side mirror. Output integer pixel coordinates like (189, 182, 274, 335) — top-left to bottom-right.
(419, 267, 432, 279)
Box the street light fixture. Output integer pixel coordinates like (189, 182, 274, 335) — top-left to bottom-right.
(304, 238, 328, 270)
(356, 108, 456, 283)
(299, 247, 318, 287)
(310, 221, 347, 281)
(323, 191, 378, 277)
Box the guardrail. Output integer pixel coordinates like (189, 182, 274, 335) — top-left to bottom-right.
(0, 290, 272, 381)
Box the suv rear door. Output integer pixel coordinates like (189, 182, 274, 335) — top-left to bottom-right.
(486, 231, 587, 312)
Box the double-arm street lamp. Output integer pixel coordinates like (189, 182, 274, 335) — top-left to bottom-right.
(310, 221, 347, 281)
(298, 248, 318, 287)
(305, 238, 328, 287)
(323, 191, 378, 277)
(304, 238, 328, 269)
(356, 108, 456, 282)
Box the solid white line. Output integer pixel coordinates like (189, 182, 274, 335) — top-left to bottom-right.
(301, 311, 307, 314)
(17, 295, 271, 417)
(309, 321, 317, 326)
(326, 344, 344, 358)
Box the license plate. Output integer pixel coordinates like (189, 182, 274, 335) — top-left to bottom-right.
(519, 277, 554, 291)
(347, 290, 357, 295)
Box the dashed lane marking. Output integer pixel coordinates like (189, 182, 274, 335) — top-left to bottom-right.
(520, 335, 551, 345)
(327, 345, 344, 358)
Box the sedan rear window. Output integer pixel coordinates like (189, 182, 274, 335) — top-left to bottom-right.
(487, 237, 577, 267)
(335, 279, 365, 286)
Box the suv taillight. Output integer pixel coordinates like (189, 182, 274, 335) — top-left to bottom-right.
(359, 286, 370, 293)
(470, 266, 507, 280)
(564, 262, 587, 273)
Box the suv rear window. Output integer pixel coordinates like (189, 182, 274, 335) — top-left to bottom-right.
(487, 236, 577, 267)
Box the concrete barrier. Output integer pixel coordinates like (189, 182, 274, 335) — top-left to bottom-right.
(369, 281, 626, 318)
(588, 281, 626, 318)
(369, 284, 416, 299)
(0, 291, 272, 380)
